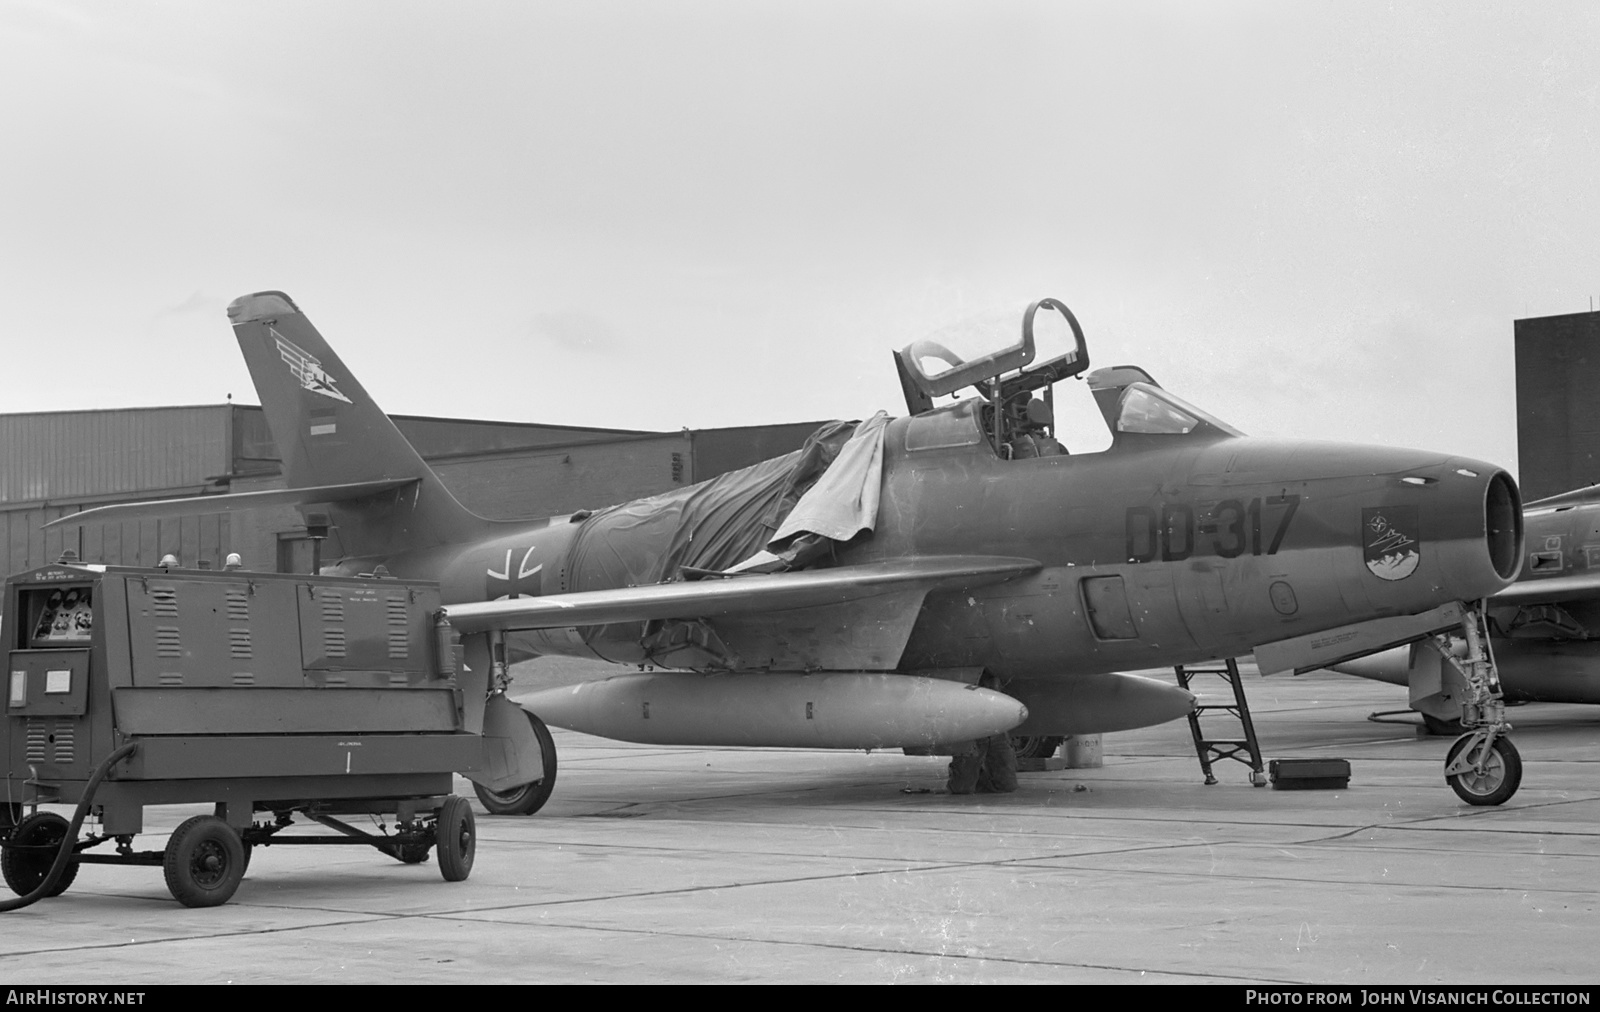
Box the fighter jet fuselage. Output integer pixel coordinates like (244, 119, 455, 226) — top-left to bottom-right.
(333, 399, 1521, 689)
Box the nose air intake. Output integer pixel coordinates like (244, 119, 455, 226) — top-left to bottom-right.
(1485, 471, 1522, 581)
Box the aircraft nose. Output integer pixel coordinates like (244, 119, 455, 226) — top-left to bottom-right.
(1390, 459, 1522, 602)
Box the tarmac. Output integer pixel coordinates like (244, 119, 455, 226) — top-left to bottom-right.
(1, 662, 1597, 985)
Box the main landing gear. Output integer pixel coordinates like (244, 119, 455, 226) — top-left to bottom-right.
(1438, 605, 1521, 806)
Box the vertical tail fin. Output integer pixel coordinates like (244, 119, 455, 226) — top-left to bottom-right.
(228, 291, 491, 559)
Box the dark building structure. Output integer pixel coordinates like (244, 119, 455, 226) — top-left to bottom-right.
(1515, 310, 1600, 502)
(0, 405, 826, 577)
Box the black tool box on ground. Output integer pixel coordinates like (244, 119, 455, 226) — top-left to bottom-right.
(1268, 758, 1351, 790)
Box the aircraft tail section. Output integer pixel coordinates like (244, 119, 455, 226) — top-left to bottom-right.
(228, 291, 494, 560)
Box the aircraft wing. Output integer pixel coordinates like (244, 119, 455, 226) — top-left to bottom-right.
(443, 554, 1040, 633)
(41, 479, 420, 528)
(1525, 485, 1600, 511)
(1493, 571, 1600, 606)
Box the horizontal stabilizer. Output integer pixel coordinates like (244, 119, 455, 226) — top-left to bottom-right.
(444, 555, 1039, 632)
(42, 478, 419, 529)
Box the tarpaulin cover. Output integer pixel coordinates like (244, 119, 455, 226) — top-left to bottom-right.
(566, 412, 890, 592)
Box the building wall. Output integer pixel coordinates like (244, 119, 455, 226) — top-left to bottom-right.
(433, 433, 693, 520)
(1516, 311, 1600, 502)
(2, 497, 233, 576)
(3, 403, 831, 577)
(0, 406, 232, 501)
(690, 422, 829, 483)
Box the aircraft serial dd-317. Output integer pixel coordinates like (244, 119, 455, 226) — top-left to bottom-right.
(54, 291, 1529, 808)
(1333, 483, 1600, 734)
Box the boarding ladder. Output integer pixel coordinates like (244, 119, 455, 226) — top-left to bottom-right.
(1173, 658, 1268, 786)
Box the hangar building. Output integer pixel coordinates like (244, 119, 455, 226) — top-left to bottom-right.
(1515, 309, 1600, 502)
(0, 404, 824, 577)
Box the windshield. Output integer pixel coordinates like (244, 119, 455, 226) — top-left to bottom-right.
(1115, 382, 1243, 438)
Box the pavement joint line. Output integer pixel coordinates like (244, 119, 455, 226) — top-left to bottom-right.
(995, 858, 1600, 896)
(0, 913, 394, 961)
(411, 915, 1310, 984)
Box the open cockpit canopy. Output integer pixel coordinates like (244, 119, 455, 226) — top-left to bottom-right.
(894, 299, 1241, 457)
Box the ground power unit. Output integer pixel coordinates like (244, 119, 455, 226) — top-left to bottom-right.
(1, 558, 529, 908)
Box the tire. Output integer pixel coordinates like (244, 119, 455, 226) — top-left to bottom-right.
(435, 796, 475, 882)
(2, 812, 78, 898)
(164, 815, 246, 907)
(1010, 735, 1064, 760)
(1445, 734, 1523, 807)
(473, 710, 558, 815)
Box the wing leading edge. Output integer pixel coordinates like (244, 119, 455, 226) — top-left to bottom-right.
(1493, 571, 1600, 606)
(442, 554, 1041, 633)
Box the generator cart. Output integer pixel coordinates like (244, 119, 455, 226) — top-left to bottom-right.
(1, 557, 513, 908)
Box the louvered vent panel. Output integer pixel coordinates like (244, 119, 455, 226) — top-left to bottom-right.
(229, 628, 252, 659)
(52, 721, 74, 764)
(387, 595, 409, 659)
(322, 592, 346, 658)
(159, 671, 184, 686)
(25, 720, 47, 763)
(151, 586, 179, 617)
(232, 672, 255, 685)
(225, 588, 249, 621)
(156, 626, 182, 658)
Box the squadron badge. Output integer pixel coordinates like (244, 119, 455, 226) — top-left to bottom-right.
(1362, 506, 1420, 581)
(272, 328, 352, 404)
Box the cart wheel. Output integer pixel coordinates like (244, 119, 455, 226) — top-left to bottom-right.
(1010, 735, 1064, 760)
(1445, 734, 1523, 807)
(2, 812, 78, 898)
(435, 796, 475, 882)
(473, 710, 559, 816)
(164, 815, 246, 907)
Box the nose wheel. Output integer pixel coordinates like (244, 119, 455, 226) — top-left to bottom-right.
(1444, 732, 1522, 806)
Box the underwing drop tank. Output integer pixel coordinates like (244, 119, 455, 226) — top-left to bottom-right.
(519, 672, 1030, 748)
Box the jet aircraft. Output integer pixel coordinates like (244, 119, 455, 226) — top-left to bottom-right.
(1333, 483, 1600, 732)
(54, 292, 1529, 808)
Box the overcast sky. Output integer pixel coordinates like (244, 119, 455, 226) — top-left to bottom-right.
(3, 1, 1597, 476)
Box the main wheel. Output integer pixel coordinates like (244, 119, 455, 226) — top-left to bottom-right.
(473, 710, 559, 815)
(1010, 735, 1064, 760)
(1445, 734, 1523, 806)
(435, 796, 475, 882)
(164, 815, 246, 907)
(2, 812, 78, 898)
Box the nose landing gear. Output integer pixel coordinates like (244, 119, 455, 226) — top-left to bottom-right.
(1438, 604, 1521, 806)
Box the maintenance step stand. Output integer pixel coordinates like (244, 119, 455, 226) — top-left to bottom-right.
(1174, 658, 1268, 787)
